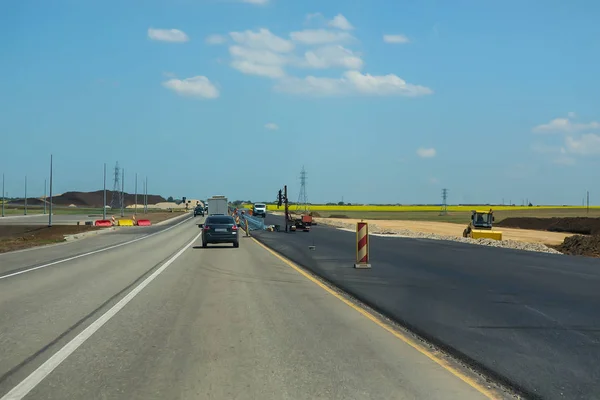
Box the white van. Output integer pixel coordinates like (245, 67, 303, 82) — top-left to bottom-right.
(253, 203, 267, 218)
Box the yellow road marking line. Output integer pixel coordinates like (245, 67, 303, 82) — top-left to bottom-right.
(251, 237, 499, 399)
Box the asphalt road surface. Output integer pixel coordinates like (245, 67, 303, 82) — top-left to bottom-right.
(0, 216, 491, 399)
(252, 214, 600, 400)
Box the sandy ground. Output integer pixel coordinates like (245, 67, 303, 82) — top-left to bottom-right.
(271, 213, 571, 245)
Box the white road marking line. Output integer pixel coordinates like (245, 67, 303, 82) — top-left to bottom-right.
(0, 216, 193, 281)
(0, 231, 202, 400)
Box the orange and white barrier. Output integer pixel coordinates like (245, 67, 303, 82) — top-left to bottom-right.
(354, 222, 371, 269)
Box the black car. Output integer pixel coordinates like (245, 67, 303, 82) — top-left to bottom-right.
(194, 206, 204, 217)
(201, 215, 239, 248)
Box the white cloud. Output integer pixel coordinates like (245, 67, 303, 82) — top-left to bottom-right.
(265, 123, 279, 130)
(276, 75, 343, 96)
(229, 45, 287, 78)
(229, 45, 287, 66)
(162, 76, 219, 99)
(531, 113, 600, 164)
(230, 28, 294, 53)
(532, 117, 600, 134)
(290, 29, 353, 45)
(345, 71, 432, 96)
(417, 148, 436, 158)
(328, 14, 354, 30)
(383, 34, 410, 44)
(565, 134, 600, 155)
(231, 60, 285, 78)
(429, 177, 439, 184)
(241, 0, 268, 4)
(206, 34, 227, 45)
(302, 45, 363, 70)
(275, 71, 432, 97)
(162, 72, 176, 78)
(305, 12, 324, 23)
(148, 28, 189, 43)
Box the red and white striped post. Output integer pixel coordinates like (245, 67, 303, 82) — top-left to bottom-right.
(354, 221, 371, 269)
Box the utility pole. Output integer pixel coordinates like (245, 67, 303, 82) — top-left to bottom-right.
(44, 179, 47, 214)
(134, 173, 138, 215)
(48, 154, 53, 227)
(1, 173, 4, 218)
(103, 163, 107, 220)
(587, 191, 590, 214)
(284, 185, 288, 233)
(24, 176, 27, 215)
(121, 168, 125, 217)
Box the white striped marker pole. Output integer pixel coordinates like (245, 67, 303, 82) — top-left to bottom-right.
(354, 221, 371, 269)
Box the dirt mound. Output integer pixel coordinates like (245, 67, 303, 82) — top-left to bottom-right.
(52, 191, 166, 208)
(7, 198, 46, 206)
(7, 191, 166, 208)
(497, 217, 600, 235)
(555, 235, 600, 257)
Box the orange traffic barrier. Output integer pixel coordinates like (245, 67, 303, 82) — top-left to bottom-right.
(137, 219, 151, 226)
(95, 220, 112, 227)
(354, 222, 371, 269)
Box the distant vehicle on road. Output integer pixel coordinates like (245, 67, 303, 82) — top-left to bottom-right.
(201, 215, 239, 248)
(193, 205, 204, 217)
(253, 203, 267, 218)
(207, 195, 228, 216)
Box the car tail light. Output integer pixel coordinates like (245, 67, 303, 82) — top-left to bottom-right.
(231, 225, 238, 231)
(203, 225, 210, 231)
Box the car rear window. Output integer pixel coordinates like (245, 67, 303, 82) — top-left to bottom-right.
(207, 216, 234, 224)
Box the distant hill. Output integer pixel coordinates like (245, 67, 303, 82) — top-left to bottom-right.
(8, 190, 166, 208)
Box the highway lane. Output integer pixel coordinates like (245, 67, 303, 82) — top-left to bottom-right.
(0, 216, 493, 399)
(254, 214, 600, 400)
(0, 213, 193, 277)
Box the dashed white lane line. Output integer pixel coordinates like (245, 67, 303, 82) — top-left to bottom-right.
(0, 216, 193, 281)
(0, 231, 202, 400)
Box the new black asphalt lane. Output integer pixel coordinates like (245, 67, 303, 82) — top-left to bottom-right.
(252, 214, 600, 400)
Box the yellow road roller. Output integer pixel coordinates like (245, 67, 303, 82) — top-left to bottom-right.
(463, 209, 503, 241)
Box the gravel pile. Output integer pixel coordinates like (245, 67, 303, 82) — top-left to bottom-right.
(322, 220, 562, 255)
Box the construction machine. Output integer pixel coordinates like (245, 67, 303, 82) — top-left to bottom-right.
(287, 213, 310, 232)
(463, 209, 503, 241)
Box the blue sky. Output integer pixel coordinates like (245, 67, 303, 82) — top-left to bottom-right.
(1, 0, 599, 205)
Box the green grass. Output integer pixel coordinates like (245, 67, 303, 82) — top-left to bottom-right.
(312, 208, 600, 224)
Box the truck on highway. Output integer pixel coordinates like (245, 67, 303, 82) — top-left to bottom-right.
(207, 195, 228, 216)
